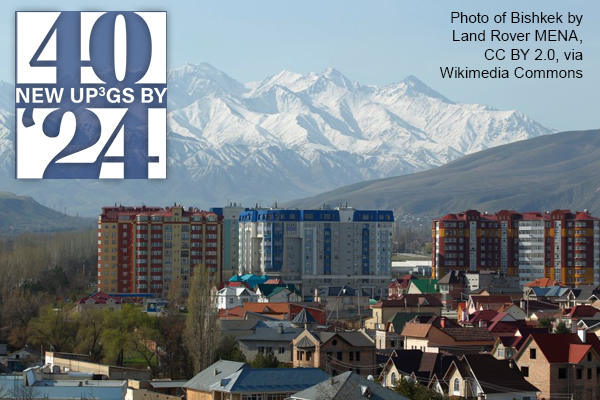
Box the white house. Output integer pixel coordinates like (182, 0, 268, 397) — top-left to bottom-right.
(215, 286, 258, 310)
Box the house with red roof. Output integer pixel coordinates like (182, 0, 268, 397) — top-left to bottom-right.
(73, 291, 121, 313)
(554, 305, 600, 332)
(524, 277, 564, 288)
(514, 331, 600, 400)
(387, 275, 417, 299)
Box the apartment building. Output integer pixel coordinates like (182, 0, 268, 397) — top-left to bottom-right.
(432, 209, 600, 286)
(238, 207, 394, 297)
(97, 205, 223, 297)
(211, 203, 247, 280)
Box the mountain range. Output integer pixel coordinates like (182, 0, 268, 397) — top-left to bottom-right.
(287, 129, 600, 218)
(1, 63, 553, 215)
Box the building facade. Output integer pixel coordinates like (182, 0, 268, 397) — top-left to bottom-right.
(238, 207, 394, 297)
(432, 209, 600, 286)
(97, 205, 223, 297)
(211, 203, 247, 281)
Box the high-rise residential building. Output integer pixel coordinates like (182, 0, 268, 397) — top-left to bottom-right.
(211, 203, 247, 280)
(432, 209, 600, 286)
(97, 205, 223, 297)
(238, 207, 394, 297)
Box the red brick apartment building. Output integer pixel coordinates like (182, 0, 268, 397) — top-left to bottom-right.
(97, 205, 223, 297)
(432, 209, 600, 286)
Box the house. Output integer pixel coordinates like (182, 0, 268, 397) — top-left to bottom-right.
(365, 295, 442, 330)
(208, 368, 329, 400)
(401, 316, 494, 354)
(514, 331, 600, 400)
(185, 360, 248, 400)
(73, 291, 122, 313)
(554, 305, 600, 331)
(491, 327, 549, 360)
(387, 275, 417, 298)
(289, 371, 410, 400)
(228, 274, 271, 289)
(255, 284, 302, 303)
(437, 270, 467, 311)
(556, 285, 600, 309)
(292, 330, 376, 376)
(406, 279, 439, 295)
(443, 354, 539, 400)
(314, 285, 371, 316)
(0, 347, 39, 372)
(523, 285, 569, 303)
(578, 319, 600, 339)
(237, 323, 303, 364)
(375, 312, 434, 352)
(465, 294, 514, 315)
(497, 303, 527, 320)
(240, 302, 326, 323)
(215, 285, 258, 310)
(379, 350, 455, 388)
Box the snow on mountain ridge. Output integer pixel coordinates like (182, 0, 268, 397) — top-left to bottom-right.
(0, 64, 555, 213)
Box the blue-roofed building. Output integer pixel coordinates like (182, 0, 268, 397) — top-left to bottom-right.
(238, 207, 394, 297)
(208, 367, 329, 400)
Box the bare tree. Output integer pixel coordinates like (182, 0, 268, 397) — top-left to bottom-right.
(185, 265, 219, 374)
(9, 385, 39, 400)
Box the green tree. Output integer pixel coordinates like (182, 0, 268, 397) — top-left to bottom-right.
(29, 304, 78, 352)
(214, 335, 247, 363)
(185, 266, 219, 374)
(393, 378, 446, 400)
(537, 318, 554, 333)
(102, 304, 141, 366)
(74, 309, 107, 361)
(250, 352, 279, 368)
(158, 304, 191, 379)
(554, 321, 570, 334)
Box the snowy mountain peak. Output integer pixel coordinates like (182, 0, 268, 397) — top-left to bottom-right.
(0, 63, 556, 213)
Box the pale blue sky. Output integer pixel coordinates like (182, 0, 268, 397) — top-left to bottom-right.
(4, 0, 598, 131)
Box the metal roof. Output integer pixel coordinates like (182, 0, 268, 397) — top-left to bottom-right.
(209, 368, 329, 393)
(184, 360, 248, 392)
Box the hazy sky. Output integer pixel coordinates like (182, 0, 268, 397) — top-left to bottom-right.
(3, 0, 598, 131)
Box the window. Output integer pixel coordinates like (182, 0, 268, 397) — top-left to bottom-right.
(453, 378, 460, 395)
(307, 351, 312, 361)
(559, 368, 566, 379)
(521, 367, 529, 377)
(337, 352, 343, 361)
(576, 369, 582, 379)
(588, 368, 592, 379)
(530, 349, 536, 359)
(356, 351, 361, 361)
(279, 347, 285, 354)
(498, 348, 504, 358)
(391, 372, 397, 386)
(588, 352, 592, 362)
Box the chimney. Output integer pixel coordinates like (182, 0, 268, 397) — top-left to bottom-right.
(578, 329, 586, 343)
(277, 324, 284, 334)
(214, 369, 220, 376)
(440, 317, 446, 328)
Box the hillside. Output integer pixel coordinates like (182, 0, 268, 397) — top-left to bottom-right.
(0, 192, 94, 234)
(286, 130, 600, 217)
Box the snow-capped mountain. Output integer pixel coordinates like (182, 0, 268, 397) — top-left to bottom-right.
(0, 63, 554, 215)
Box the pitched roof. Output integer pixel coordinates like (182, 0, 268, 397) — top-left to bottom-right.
(373, 294, 443, 308)
(387, 312, 434, 333)
(408, 279, 439, 294)
(564, 305, 600, 318)
(209, 368, 329, 393)
(184, 360, 248, 391)
(256, 283, 299, 298)
(470, 295, 514, 309)
(292, 308, 318, 325)
(386, 350, 455, 380)
(318, 331, 374, 347)
(319, 285, 370, 297)
(519, 333, 600, 364)
(400, 322, 432, 338)
(296, 336, 316, 349)
(466, 310, 499, 324)
(76, 291, 121, 305)
(524, 278, 564, 287)
(437, 271, 466, 285)
(461, 354, 539, 394)
(440, 327, 494, 342)
(291, 371, 409, 400)
(238, 326, 302, 343)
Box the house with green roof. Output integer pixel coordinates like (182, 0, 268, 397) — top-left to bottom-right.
(375, 312, 435, 353)
(256, 284, 302, 303)
(407, 279, 439, 295)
